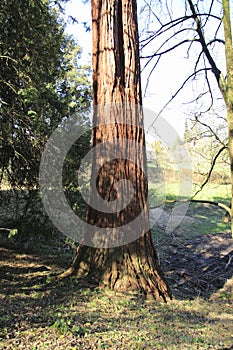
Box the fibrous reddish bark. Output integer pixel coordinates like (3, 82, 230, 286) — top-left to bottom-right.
(66, 0, 172, 301)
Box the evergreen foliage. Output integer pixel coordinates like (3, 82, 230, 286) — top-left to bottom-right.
(0, 0, 91, 189)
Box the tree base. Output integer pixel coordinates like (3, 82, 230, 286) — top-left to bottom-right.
(60, 233, 172, 302)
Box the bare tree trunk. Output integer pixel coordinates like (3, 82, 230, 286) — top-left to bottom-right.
(66, 0, 171, 301)
(222, 0, 233, 236)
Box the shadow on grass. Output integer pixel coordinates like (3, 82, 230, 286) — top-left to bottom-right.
(0, 235, 233, 349)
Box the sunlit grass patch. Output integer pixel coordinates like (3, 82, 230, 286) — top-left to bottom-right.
(149, 183, 231, 203)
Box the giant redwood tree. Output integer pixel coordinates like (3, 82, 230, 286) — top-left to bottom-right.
(63, 0, 171, 301)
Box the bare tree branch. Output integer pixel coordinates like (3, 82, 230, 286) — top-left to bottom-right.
(142, 0, 163, 26)
(187, 0, 222, 87)
(143, 56, 161, 97)
(150, 198, 231, 217)
(191, 199, 231, 216)
(141, 38, 198, 58)
(194, 113, 225, 145)
(192, 145, 227, 198)
(147, 68, 212, 132)
(141, 16, 193, 45)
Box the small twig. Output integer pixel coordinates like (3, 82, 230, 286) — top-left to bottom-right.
(225, 254, 232, 269)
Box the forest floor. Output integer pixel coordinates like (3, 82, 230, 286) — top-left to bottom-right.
(0, 202, 233, 349)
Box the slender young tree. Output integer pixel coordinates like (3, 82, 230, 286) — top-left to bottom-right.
(221, 0, 233, 232)
(64, 0, 172, 301)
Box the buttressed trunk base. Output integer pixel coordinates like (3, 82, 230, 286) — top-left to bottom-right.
(68, 234, 171, 301)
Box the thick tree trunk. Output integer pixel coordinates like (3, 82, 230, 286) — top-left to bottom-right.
(66, 0, 172, 301)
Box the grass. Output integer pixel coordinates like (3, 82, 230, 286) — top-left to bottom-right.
(0, 270, 233, 349)
(149, 182, 231, 203)
(149, 183, 232, 236)
(0, 184, 233, 349)
(192, 183, 231, 202)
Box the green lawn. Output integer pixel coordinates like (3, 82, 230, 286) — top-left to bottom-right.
(192, 183, 231, 202)
(149, 182, 231, 203)
(149, 183, 232, 237)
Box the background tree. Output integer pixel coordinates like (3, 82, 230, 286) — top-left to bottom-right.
(140, 0, 233, 232)
(63, 0, 172, 301)
(0, 0, 91, 233)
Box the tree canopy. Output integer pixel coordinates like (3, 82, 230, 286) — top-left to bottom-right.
(0, 0, 91, 189)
